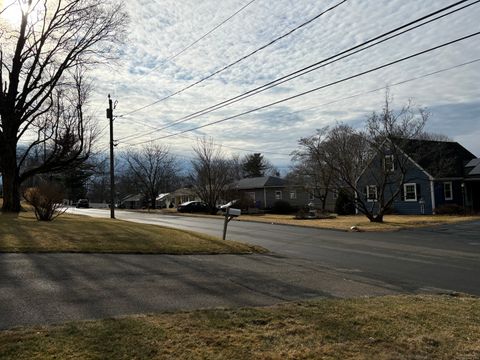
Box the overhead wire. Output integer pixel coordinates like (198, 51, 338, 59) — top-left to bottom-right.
(124, 31, 480, 146)
(118, 0, 477, 142)
(118, 0, 349, 117)
(135, 0, 258, 82)
(101, 57, 479, 157)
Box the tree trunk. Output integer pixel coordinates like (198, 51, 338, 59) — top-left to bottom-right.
(370, 214, 384, 223)
(150, 196, 156, 210)
(2, 163, 21, 213)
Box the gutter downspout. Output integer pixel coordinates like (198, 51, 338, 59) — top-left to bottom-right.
(430, 180, 436, 214)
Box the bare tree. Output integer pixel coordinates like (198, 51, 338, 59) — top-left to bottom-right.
(319, 92, 429, 222)
(190, 138, 234, 214)
(290, 126, 335, 210)
(124, 144, 178, 209)
(0, 0, 127, 212)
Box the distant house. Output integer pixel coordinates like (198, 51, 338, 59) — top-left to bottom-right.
(120, 194, 144, 209)
(170, 188, 199, 207)
(356, 139, 479, 215)
(234, 176, 333, 209)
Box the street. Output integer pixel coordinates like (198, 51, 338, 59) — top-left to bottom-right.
(71, 208, 480, 295)
(1, 208, 479, 329)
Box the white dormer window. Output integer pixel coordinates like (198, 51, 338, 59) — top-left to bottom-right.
(384, 155, 395, 172)
(367, 185, 377, 202)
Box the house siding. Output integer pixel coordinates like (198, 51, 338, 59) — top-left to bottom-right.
(357, 152, 434, 215)
(433, 180, 464, 209)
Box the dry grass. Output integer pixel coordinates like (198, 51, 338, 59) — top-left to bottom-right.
(237, 214, 480, 232)
(0, 210, 264, 254)
(133, 207, 480, 232)
(1, 295, 479, 359)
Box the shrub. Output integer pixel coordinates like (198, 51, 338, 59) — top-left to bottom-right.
(271, 200, 295, 214)
(23, 182, 66, 221)
(334, 189, 356, 215)
(435, 204, 465, 215)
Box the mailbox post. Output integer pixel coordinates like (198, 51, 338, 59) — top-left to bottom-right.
(222, 207, 241, 240)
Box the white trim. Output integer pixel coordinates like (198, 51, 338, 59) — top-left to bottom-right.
(275, 190, 282, 200)
(430, 180, 436, 214)
(289, 189, 297, 200)
(384, 154, 395, 172)
(403, 183, 417, 202)
(367, 185, 377, 202)
(443, 181, 453, 200)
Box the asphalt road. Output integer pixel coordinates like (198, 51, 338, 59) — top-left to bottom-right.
(1, 208, 479, 329)
(69, 208, 480, 296)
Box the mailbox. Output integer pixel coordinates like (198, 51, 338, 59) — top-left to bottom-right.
(227, 208, 241, 217)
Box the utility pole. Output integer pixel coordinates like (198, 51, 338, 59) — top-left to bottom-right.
(107, 94, 115, 219)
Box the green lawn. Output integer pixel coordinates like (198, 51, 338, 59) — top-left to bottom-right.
(0, 211, 264, 254)
(0, 295, 478, 359)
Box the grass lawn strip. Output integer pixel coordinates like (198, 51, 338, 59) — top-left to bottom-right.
(143, 208, 480, 232)
(0, 211, 264, 254)
(237, 214, 480, 232)
(0, 295, 478, 359)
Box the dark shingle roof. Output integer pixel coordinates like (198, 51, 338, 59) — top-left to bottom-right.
(399, 139, 476, 178)
(466, 158, 480, 176)
(235, 176, 287, 189)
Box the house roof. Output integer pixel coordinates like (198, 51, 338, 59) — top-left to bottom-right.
(122, 194, 143, 202)
(398, 139, 476, 178)
(171, 188, 196, 196)
(235, 176, 287, 189)
(466, 158, 480, 176)
(156, 193, 170, 201)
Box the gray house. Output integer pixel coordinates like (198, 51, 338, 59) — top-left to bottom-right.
(234, 176, 335, 210)
(357, 139, 478, 215)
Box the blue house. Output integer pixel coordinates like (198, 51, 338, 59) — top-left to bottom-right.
(356, 139, 478, 215)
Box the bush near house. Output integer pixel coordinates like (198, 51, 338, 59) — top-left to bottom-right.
(435, 204, 465, 215)
(334, 189, 355, 215)
(271, 200, 296, 214)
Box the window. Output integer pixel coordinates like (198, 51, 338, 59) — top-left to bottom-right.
(275, 191, 282, 200)
(384, 155, 395, 172)
(404, 183, 417, 202)
(246, 192, 255, 202)
(444, 182, 453, 200)
(289, 190, 296, 200)
(332, 189, 338, 199)
(367, 185, 377, 202)
(309, 193, 315, 201)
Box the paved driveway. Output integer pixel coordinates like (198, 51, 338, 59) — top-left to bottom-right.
(0, 253, 399, 329)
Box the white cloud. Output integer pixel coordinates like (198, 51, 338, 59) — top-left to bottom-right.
(87, 0, 480, 162)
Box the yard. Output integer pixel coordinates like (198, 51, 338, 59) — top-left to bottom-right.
(0, 294, 478, 359)
(154, 208, 480, 232)
(237, 213, 480, 231)
(0, 210, 264, 254)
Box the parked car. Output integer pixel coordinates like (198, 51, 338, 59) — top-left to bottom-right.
(177, 201, 208, 213)
(219, 199, 239, 213)
(76, 199, 89, 208)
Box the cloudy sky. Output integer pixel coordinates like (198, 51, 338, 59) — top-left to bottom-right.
(79, 0, 480, 170)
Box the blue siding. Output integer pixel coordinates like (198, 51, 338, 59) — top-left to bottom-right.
(433, 180, 464, 209)
(357, 152, 434, 215)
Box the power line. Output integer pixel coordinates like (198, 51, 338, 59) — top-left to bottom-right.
(125, 31, 480, 146)
(132, 0, 258, 84)
(119, 0, 349, 117)
(119, 0, 476, 142)
(98, 57, 480, 156)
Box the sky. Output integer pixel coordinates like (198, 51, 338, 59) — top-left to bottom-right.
(6, 0, 480, 172)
